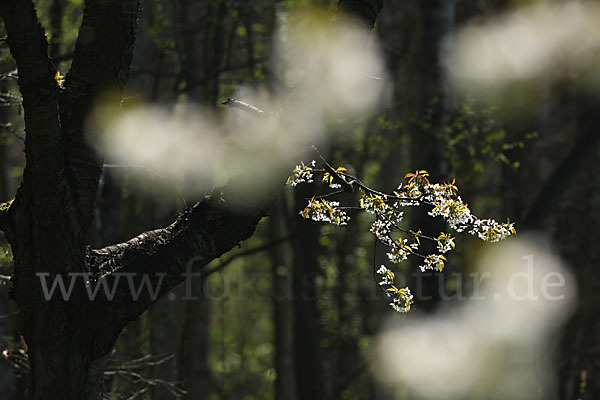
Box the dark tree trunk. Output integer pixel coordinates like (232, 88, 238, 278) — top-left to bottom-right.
(290, 187, 325, 400)
(0, 1, 143, 398)
(269, 196, 297, 400)
(177, 282, 213, 399)
(407, 0, 454, 311)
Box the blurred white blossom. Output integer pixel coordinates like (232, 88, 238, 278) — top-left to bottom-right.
(444, 1, 600, 99)
(92, 7, 388, 202)
(374, 236, 576, 399)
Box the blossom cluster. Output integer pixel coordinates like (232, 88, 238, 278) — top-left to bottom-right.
(468, 218, 516, 242)
(322, 165, 347, 189)
(418, 254, 447, 272)
(377, 265, 395, 285)
(388, 286, 414, 313)
(300, 197, 350, 226)
(386, 237, 415, 264)
(419, 179, 515, 241)
(361, 194, 404, 231)
(360, 193, 388, 214)
(370, 219, 394, 246)
(435, 232, 456, 253)
(377, 265, 413, 313)
(286, 160, 316, 186)
(427, 196, 474, 232)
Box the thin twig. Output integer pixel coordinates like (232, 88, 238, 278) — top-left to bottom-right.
(312, 145, 355, 192)
(0, 70, 18, 80)
(0, 92, 22, 102)
(204, 235, 293, 277)
(221, 97, 266, 117)
(0, 122, 25, 141)
(0, 311, 19, 321)
(308, 189, 346, 200)
(102, 163, 183, 183)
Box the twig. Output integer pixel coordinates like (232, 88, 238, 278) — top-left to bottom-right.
(0, 311, 19, 321)
(105, 353, 187, 398)
(221, 97, 266, 117)
(308, 189, 346, 199)
(0, 70, 18, 80)
(1, 122, 25, 141)
(0, 92, 22, 102)
(123, 387, 148, 400)
(522, 127, 600, 228)
(312, 145, 355, 193)
(204, 235, 293, 277)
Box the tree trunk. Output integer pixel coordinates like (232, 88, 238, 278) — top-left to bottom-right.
(269, 196, 297, 400)
(407, 0, 454, 311)
(290, 186, 325, 400)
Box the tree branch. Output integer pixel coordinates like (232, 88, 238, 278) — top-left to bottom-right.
(522, 112, 600, 228)
(221, 97, 267, 117)
(88, 180, 277, 325)
(203, 235, 293, 278)
(0, 0, 67, 209)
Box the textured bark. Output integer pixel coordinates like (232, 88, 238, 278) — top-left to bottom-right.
(0, 0, 140, 398)
(0, 0, 384, 398)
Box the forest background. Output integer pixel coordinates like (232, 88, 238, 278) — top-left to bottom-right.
(0, 0, 598, 399)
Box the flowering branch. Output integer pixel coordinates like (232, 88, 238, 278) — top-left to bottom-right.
(287, 158, 516, 313)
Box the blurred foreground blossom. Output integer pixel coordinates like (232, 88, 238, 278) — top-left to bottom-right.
(444, 1, 600, 100)
(92, 8, 388, 202)
(374, 235, 576, 399)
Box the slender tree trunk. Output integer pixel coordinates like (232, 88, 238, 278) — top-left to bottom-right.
(177, 278, 213, 399)
(290, 187, 324, 400)
(408, 0, 454, 311)
(269, 196, 297, 400)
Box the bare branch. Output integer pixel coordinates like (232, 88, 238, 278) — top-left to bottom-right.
(522, 125, 600, 228)
(1, 122, 25, 141)
(204, 235, 293, 278)
(105, 353, 186, 398)
(221, 97, 267, 117)
(0, 69, 18, 80)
